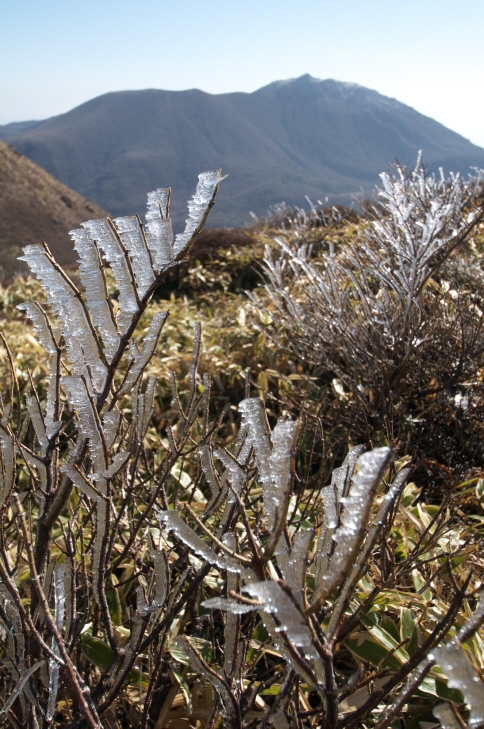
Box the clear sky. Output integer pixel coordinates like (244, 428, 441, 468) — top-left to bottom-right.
(2, 0, 484, 147)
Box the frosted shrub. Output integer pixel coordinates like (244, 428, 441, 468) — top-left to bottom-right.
(255, 156, 484, 462)
(0, 168, 483, 728)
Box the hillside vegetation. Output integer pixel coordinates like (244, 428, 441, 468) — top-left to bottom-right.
(0, 142, 107, 279)
(0, 162, 483, 729)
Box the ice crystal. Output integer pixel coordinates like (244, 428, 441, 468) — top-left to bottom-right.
(245, 581, 317, 657)
(19, 245, 107, 391)
(0, 661, 44, 717)
(70, 226, 120, 358)
(159, 510, 243, 573)
(26, 393, 49, 451)
(145, 188, 174, 271)
(313, 447, 391, 605)
(0, 429, 15, 508)
(173, 171, 225, 257)
(102, 410, 121, 448)
(112, 215, 155, 297)
(222, 534, 240, 677)
(275, 530, 313, 607)
(199, 445, 223, 516)
(16, 301, 58, 355)
(432, 702, 462, 729)
(81, 218, 139, 332)
(47, 564, 66, 721)
(62, 376, 105, 471)
(432, 643, 484, 727)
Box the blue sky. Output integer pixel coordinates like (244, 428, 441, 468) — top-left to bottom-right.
(2, 0, 484, 146)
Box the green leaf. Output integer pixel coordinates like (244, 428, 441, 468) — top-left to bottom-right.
(412, 569, 432, 602)
(345, 633, 403, 672)
(400, 608, 416, 642)
(81, 636, 114, 672)
(81, 635, 146, 684)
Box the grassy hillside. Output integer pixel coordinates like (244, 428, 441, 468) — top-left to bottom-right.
(0, 141, 108, 279)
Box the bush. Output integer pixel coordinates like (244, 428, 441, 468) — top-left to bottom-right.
(0, 166, 483, 729)
(254, 156, 484, 486)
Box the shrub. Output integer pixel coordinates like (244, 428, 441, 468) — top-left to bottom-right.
(0, 167, 483, 729)
(254, 156, 484, 484)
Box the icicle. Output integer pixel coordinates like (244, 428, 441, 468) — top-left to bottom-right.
(205, 582, 316, 656)
(159, 510, 242, 573)
(432, 702, 462, 729)
(245, 581, 317, 657)
(199, 445, 222, 517)
(136, 376, 157, 441)
(264, 419, 299, 532)
(54, 563, 66, 629)
(202, 597, 256, 615)
(19, 445, 47, 496)
(102, 451, 130, 479)
(136, 583, 150, 616)
(212, 448, 245, 504)
(145, 188, 175, 271)
(275, 530, 313, 607)
(62, 376, 104, 472)
(19, 245, 107, 392)
(26, 394, 49, 452)
(45, 354, 62, 441)
(102, 409, 121, 448)
(117, 311, 168, 396)
(92, 498, 108, 606)
(82, 219, 139, 332)
(63, 561, 74, 640)
(70, 227, 120, 358)
(173, 170, 225, 258)
(60, 464, 100, 501)
(222, 534, 240, 677)
(122, 613, 146, 670)
(151, 548, 169, 610)
(0, 430, 15, 508)
(238, 398, 272, 481)
(0, 661, 45, 716)
(112, 216, 155, 298)
(432, 644, 484, 727)
(312, 447, 391, 605)
(47, 564, 66, 722)
(340, 445, 366, 497)
(173, 636, 239, 726)
(16, 302, 57, 355)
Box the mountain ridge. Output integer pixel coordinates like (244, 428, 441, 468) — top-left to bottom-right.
(2, 75, 484, 227)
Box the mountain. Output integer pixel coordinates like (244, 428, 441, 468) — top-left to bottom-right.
(0, 141, 108, 279)
(3, 75, 484, 228)
(0, 120, 48, 139)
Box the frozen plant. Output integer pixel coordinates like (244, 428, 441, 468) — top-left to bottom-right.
(0, 171, 226, 727)
(254, 156, 484, 456)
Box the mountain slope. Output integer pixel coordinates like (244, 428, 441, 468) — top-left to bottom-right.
(4, 75, 484, 227)
(0, 141, 108, 278)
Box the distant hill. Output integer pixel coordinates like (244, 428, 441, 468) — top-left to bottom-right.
(0, 141, 108, 279)
(3, 75, 484, 228)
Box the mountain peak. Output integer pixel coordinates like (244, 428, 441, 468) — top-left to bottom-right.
(260, 74, 364, 93)
(2, 79, 483, 231)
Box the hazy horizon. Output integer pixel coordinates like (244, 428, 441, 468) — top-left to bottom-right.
(3, 0, 484, 147)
